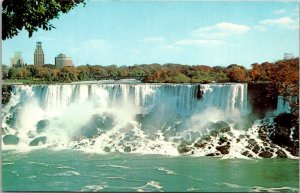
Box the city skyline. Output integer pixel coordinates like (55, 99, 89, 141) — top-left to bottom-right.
(2, 1, 299, 68)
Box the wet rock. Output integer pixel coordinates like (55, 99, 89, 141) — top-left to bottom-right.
(286, 146, 299, 157)
(276, 150, 287, 158)
(239, 134, 246, 139)
(252, 145, 260, 154)
(274, 113, 298, 129)
(78, 114, 114, 139)
(269, 126, 292, 147)
(124, 146, 131, 152)
(209, 130, 218, 137)
(227, 132, 234, 137)
(29, 136, 47, 146)
(202, 135, 211, 141)
(211, 121, 231, 133)
(3, 135, 19, 145)
(206, 152, 220, 156)
(242, 151, 253, 158)
(216, 144, 230, 154)
(103, 146, 110, 152)
(36, 120, 50, 133)
(193, 141, 206, 148)
(219, 136, 228, 144)
(177, 141, 192, 153)
(258, 151, 273, 158)
(5, 113, 17, 128)
(248, 139, 257, 146)
(2, 85, 12, 106)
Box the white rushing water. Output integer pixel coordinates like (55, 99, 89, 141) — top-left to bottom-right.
(2, 82, 295, 158)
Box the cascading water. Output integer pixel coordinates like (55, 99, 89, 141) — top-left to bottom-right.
(1, 82, 297, 158)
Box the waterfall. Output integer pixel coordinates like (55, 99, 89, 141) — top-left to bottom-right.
(276, 96, 291, 114)
(8, 83, 248, 117)
(2, 82, 249, 154)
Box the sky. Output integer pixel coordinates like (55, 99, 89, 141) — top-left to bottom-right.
(2, 1, 299, 68)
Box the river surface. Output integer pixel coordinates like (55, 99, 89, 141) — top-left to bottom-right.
(3, 149, 299, 192)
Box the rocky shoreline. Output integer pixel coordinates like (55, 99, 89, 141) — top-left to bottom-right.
(178, 113, 299, 158)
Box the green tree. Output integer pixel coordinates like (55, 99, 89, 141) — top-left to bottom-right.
(2, 0, 85, 40)
(8, 67, 18, 79)
(2, 65, 9, 79)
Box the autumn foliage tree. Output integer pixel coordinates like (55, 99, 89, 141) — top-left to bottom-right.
(269, 58, 299, 115)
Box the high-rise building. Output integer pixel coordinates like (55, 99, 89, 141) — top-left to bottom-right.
(34, 42, 44, 66)
(55, 53, 73, 68)
(11, 52, 24, 67)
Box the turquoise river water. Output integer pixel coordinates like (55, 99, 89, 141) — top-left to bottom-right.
(3, 149, 299, 192)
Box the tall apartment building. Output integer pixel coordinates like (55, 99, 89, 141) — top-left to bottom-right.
(34, 42, 44, 66)
(55, 53, 73, 68)
(11, 52, 24, 67)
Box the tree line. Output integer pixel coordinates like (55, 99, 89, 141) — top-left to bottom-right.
(2, 58, 298, 84)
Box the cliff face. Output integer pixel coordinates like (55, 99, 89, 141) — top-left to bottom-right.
(2, 85, 12, 106)
(247, 83, 277, 118)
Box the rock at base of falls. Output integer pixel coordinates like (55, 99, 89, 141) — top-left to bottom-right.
(3, 135, 20, 145)
(2, 85, 12, 106)
(124, 146, 131, 152)
(206, 121, 231, 133)
(177, 141, 192, 154)
(29, 136, 47, 146)
(36, 120, 50, 133)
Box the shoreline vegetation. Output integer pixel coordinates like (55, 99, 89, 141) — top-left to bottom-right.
(2, 58, 298, 84)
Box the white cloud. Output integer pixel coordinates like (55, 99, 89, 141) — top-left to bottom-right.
(273, 9, 286, 14)
(143, 36, 165, 43)
(175, 39, 225, 46)
(193, 22, 250, 39)
(259, 17, 299, 29)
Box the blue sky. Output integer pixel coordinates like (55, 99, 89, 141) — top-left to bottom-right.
(2, 1, 299, 68)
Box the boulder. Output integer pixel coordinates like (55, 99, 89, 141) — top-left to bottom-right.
(29, 136, 47, 146)
(274, 113, 298, 129)
(218, 136, 228, 145)
(269, 126, 292, 147)
(103, 146, 111, 152)
(124, 146, 131, 152)
(216, 144, 230, 154)
(3, 135, 19, 145)
(177, 141, 192, 154)
(276, 150, 287, 158)
(206, 152, 220, 156)
(2, 85, 12, 106)
(208, 121, 231, 133)
(241, 151, 253, 158)
(252, 145, 260, 154)
(193, 141, 207, 148)
(78, 114, 114, 139)
(36, 120, 50, 133)
(258, 151, 273, 158)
